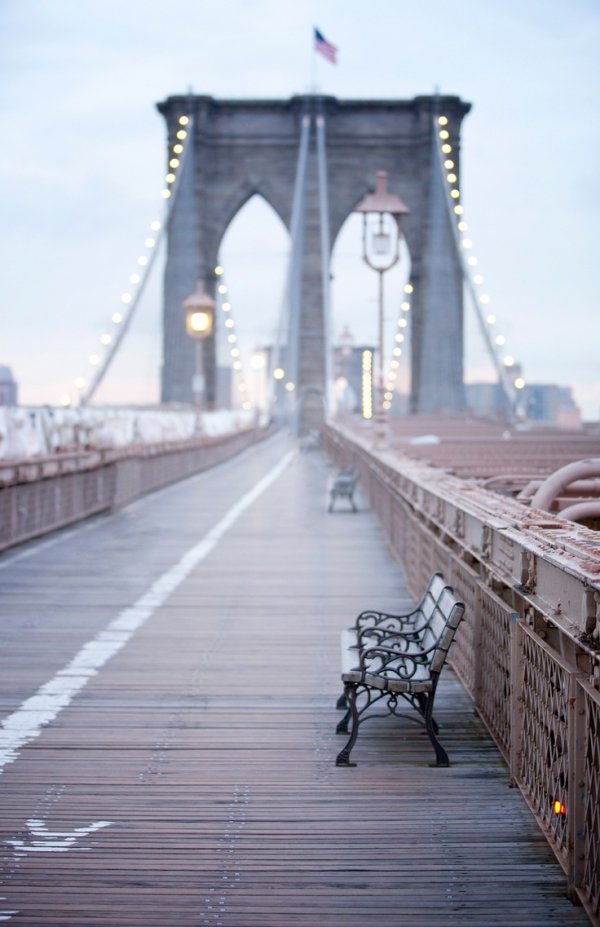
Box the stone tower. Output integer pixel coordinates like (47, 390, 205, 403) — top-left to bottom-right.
(157, 93, 471, 421)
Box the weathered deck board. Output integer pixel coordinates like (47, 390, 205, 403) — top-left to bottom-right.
(0, 434, 591, 926)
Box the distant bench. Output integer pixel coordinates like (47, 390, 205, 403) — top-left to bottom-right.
(335, 572, 465, 767)
(328, 467, 359, 512)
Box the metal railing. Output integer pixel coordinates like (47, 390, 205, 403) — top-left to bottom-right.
(323, 422, 600, 924)
(0, 426, 268, 554)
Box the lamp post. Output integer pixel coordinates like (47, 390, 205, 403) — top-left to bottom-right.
(354, 171, 410, 448)
(183, 280, 215, 409)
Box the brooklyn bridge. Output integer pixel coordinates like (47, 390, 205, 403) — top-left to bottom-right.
(0, 89, 599, 927)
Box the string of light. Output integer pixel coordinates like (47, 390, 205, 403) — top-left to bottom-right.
(213, 266, 253, 411)
(269, 353, 296, 396)
(272, 366, 296, 394)
(382, 281, 413, 412)
(434, 114, 526, 406)
(64, 114, 193, 408)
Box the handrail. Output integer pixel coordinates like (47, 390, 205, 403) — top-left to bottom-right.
(322, 421, 600, 922)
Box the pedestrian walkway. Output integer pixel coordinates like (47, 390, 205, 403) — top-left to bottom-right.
(0, 434, 590, 925)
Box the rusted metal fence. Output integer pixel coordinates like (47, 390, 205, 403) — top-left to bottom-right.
(323, 422, 600, 924)
(0, 426, 267, 553)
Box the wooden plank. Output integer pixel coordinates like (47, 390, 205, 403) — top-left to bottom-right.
(0, 436, 591, 926)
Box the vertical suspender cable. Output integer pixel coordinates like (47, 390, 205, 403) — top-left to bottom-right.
(80, 117, 195, 406)
(316, 112, 333, 415)
(287, 113, 311, 392)
(270, 113, 311, 411)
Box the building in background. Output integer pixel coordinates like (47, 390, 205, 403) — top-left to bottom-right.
(465, 382, 512, 421)
(521, 384, 582, 428)
(0, 366, 18, 405)
(466, 381, 582, 428)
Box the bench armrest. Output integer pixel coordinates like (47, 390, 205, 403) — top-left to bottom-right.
(354, 607, 421, 632)
(357, 625, 420, 650)
(358, 644, 432, 680)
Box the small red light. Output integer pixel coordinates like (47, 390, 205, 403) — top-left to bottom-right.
(553, 800, 567, 815)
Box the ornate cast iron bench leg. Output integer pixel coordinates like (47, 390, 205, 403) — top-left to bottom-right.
(423, 693, 449, 767)
(336, 703, 351, 734)
(335, 684, 359, 767)
(416, 692, 439, 734)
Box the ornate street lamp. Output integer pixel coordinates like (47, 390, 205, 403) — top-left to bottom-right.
(183, 280, 215, 408)
(354, 171, 410, 447)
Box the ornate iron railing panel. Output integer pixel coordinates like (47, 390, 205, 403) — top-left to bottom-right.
(447, 555, 481, 698)
(478, 584, 514, 759)
(322, 422, 600, 923)
(581, 679, 600, 922)
(517, 623, 571, 862)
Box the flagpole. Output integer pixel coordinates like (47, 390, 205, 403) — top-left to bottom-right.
(310, 29, 317, 93)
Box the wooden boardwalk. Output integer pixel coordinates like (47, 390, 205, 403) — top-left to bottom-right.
(0, 434, 591, 926)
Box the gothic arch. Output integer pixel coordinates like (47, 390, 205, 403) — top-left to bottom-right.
(214, 181, 290, 257)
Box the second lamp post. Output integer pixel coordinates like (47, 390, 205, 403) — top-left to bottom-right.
(354, 170, 410, 448)
(183, 280, 215, 409)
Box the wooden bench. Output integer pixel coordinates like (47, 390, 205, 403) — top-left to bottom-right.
(328, 467, 359, 512)
(335, 573, 465, 767)
(336, 572, 451, 713)
(337, 572, 449, 686)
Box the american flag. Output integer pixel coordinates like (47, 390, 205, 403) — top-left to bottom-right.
(314, 28, 338, 65)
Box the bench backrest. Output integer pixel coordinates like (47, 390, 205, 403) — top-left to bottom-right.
(421, 572, 446, 606)
(422, 588, 465, 674)
(411, 572, 452, 632)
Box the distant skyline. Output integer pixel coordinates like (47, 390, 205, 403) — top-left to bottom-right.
(1, 0, 599, 418)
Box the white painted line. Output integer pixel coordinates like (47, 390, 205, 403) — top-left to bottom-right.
(6, 819, 113, 854)
(0, 450, 295, 774)
(0, 904, 18, 922)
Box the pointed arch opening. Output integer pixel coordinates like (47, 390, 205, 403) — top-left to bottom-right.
(216, 194, 289, 412)
(330, 213, 412, 417)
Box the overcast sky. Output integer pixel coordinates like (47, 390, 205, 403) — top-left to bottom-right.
(1, 0, 599, 417)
